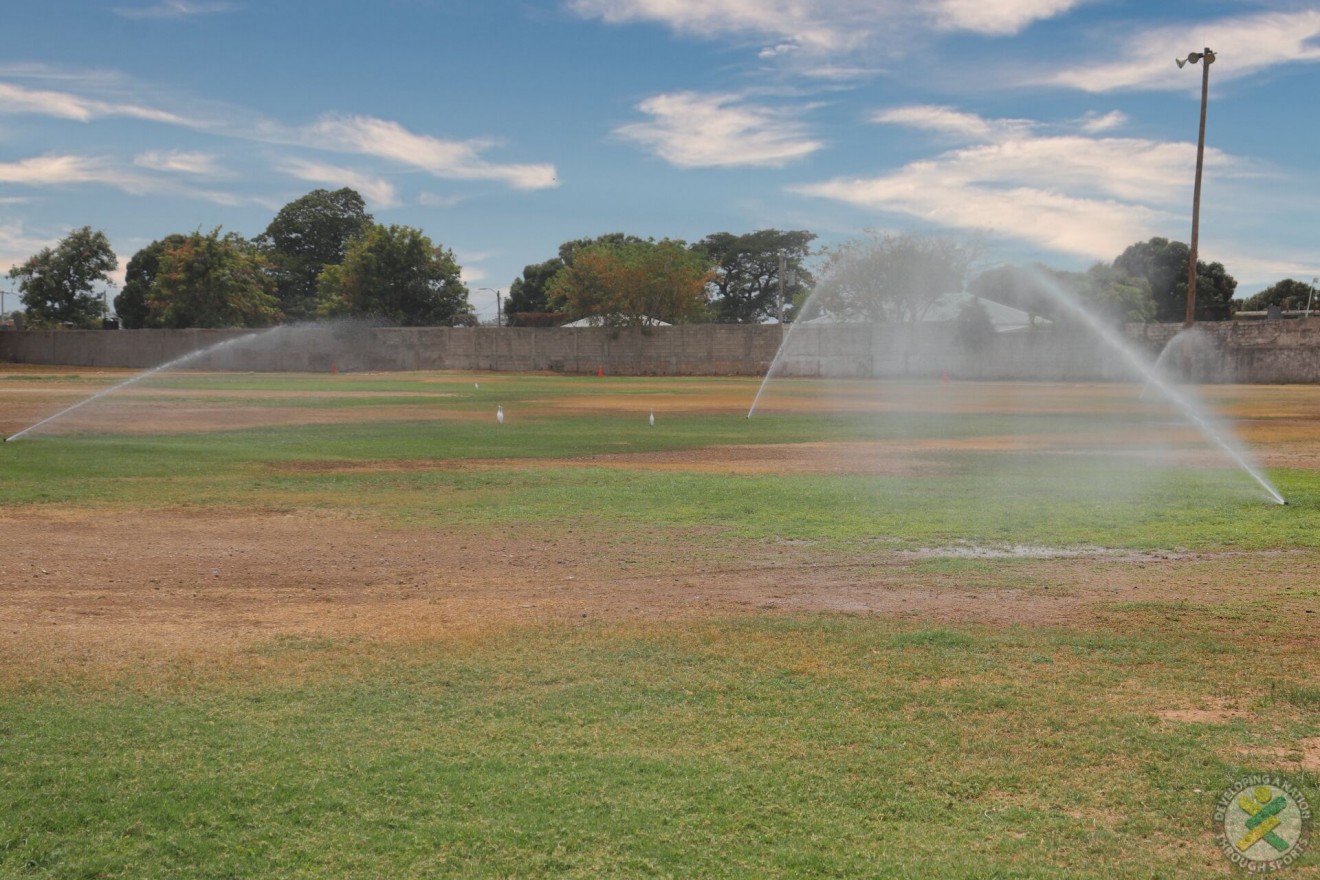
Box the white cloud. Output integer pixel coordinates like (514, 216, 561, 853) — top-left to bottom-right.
(569, 0, 1087, 61)
(870, 105, 1036, 140)
(304, 115, 558, 190)
(795, 106, 1231, 261)
(615, 91, 823, 168)
(113, 1, 237, 20)
(0, 222, 57, 276)
(929, 0, 1085, 35)
(799, 172, 1164, 260)
(870, 104, 1125, 143)
(0, 155, 145, 189)
(1079, 110, 1127, 134)
(0, 153, 269, 209)
(759, 42, 799, 59)
(134, 150, 225, 175)
(0, 68, 558, 200)
(1210, 248, 1320, 290)
(280, 159, 400, 209)
(0, 81, 191, 125)
(1046, 9, 1320, 92)
(568, 0, 870, 53)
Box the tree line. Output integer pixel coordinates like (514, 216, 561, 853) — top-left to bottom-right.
(9, 185, 1305, 331)
(7, 189, 471, 330)
(505, 229, 816, 327)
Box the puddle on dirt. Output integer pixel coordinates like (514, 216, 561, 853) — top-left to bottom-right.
(898, 544, 1195, 561)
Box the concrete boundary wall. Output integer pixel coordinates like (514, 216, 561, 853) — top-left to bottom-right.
(2, 320, 1319, 382)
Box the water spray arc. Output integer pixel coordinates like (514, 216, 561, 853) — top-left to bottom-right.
(3, 328, 279, 443)
(747, 316, 808, 419)
(745, 263, 1284, 506)
(1024, 268, 1283, 505)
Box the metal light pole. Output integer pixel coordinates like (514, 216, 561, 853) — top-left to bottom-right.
(477, 287, 502, 372)
(1177, 47, 1216, 328)
(1308, 277, 1317, 319)
(477, 287, 502, 327)
(776, 252, 786, 340)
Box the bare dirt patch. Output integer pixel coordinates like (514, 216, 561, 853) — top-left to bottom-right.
(4, 372, 1319, 678)
(3, 505, 1317, 680)
(18, 401, 474, 435)
(1160, 704, 1256, 725)
(1303, 738, 1320, 773)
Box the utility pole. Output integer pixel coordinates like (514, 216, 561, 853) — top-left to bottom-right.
(478, 287, 501, 372)
(1177, 47, 1215, 328)
(777, 252, 786, 341)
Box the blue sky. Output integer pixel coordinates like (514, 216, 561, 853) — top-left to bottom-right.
(2, 0, 1318, 320)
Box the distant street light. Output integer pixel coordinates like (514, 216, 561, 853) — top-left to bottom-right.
(477, 287, 503, 372)
(1308, 277, 1317, 318)
(776, 252, 786, 336)
(1177, 47, 1216, 328)
(478, 287, 502, 327)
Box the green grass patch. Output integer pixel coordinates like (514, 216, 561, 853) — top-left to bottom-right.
(3, 375, 1318, 876)
(4, 408, 1317, 550)
(1, 613, 1315, 879)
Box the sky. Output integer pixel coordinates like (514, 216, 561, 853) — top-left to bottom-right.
(2, 0, 1318, 321)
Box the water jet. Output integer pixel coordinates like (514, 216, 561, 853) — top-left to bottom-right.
(3, 327, 281, 442)
(748, 247, 1284, 507)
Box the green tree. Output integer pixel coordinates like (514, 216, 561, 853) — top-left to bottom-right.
(1112, 237, 1236, 322)
(8, 226, 117, 328)
(547, 238, 712, 327)
(810, 232, 978, 323)
(699, 229, 815, 324)
(1070, 263, 1155, 325)
(147, 229, 281, 328)
(1239, 278, 1317, 312)
(115, 234, 187, 329)
(317, 224, 471, 326)
(256, 188, 373, 319)
(506, 257, 565, 325)
(506, 234, 653, 326)
(557, 232, 649, 265)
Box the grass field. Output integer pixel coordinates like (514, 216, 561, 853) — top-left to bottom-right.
(1, 368, 1317, 878)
